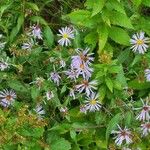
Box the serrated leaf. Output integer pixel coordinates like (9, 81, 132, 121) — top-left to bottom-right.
(109, 26, 130, 45)
(51, 138, 71, 150)
(106, 113, 122, 143)
(97, 25, 108, 52)
(105, 77, 113, 92)
(110, 11, 133, 29)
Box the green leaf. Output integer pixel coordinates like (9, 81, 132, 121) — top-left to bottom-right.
(51, 138, 71, 150)
(91, 0, 106, 16)
(142, 0, 150, 7)
(109, 26, 130, 45)
(97, 25, 108, 52)
(124, 111, 133, 126)
(105, 77, 113, 92)
(25, 2, 39, 11)
(30, 16, 47, 25)
(99, 85, 106, 102)
(43, 26, 54, 48)
(110, 11, 133, 29)
(117, 49, 130, 63)
(106, 113, 122, 143)
(133, 0, 142, 7)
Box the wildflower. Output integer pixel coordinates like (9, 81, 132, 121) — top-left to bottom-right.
(135, 98, 150, 121)
(22, 39, 34, 51)
(60, 106, 68, 115)
(46, 91, 54, 100)
(49, 72, 61, 86)
(34, 104, 45, 118)
(145, 69, 150, 82)
(0, 58, 9, 71)
(111, 125, 132, 146)
(76, 79, 97, 96)
(30, 77, 45, 89)
(0, 89, 16, 107)
(31, 25, 42, 39)
(69, 88, 75, 99)
(71, 48, 94, 67)
(130, 32, 150, 54)
(57, 26, 74, 46)
(141, 122, 150, 136)
(59, 59, 66, 68)
(75, 62, 93, 79)
(65, 67, 77, 81)
(85, 93, 101, 112)
(80, 105, 87, 114)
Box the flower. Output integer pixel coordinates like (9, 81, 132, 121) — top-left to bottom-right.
(34, 104, 45, 118)
(0, 58, 9, 71)
(71, 48, 94, 67)
(135, 98, 150, 121)
(31, 25, 42, 39)
(64, 67, 78, 81)
(22, 39, 34, 51)
(80, 105, 87, 114)
(141, 122, 150, 136)
(76, 79, 97, 96)
(74, 62, 93, 79)
(0, 89, 16, 107)
(49, 72, 61, 86)
(145, 69, 150, 82)
(59, 59, 66, 68)
(30, 77, 45, 89)
(57, 26, 74, 46)
(111, 125, 132, 146)
(46, 91, 54, 100)
(130, 32, 150, 54)
(84, 93, 101, 112)
(69, 88, 75, 99)
(60, 106, 68, 115)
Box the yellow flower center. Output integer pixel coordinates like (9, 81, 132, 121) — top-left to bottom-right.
(63, 33, 69, 39)
(136, 39, 144, 45)
(90, 99, 97, 105)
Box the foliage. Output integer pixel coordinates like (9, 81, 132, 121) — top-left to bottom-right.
(0, 0, 150, 149)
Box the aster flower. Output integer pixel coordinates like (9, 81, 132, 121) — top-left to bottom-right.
(69, 88, 76, 99)
(57, 26, 74, 46)
(135, 98, 150, 121)
(31, 25, 42, 39)
(34, 104, 45, 118)
(0, 89, 16, 107)
(64, 67, 78, 81)
(71, 48, 94, 67)
(141, 122, 150, 136)
(84, 93, 101, 112)
(49, 72, 61, 86)
(0, 58, 9, 71)
(46, 91, 54, 100)
(30, 77, 45, 89)
(145, 69, 150, 82)
(22, 39, 34, 51)
(76, 79, 97, 96)
(130, 32, 150, 54)
(80, 105, 87, 114)
(111, 125, 132, 146)
(60, 106, 68, 115)
(59, 59, 66, 68)
(75, 62, 93, 79)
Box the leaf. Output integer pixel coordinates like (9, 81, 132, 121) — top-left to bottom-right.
(142, 0, 150, 7)
(109, 26, 130, 45)
(117, 49, 130, 64)
(124, 111, 133, 126)
(25, 2, 39, 11)
(97, 25, 108, 52)
(30, 16, 47, 25)
(110, 11, 133, 29)
(43, 26, 54, 48)
(106, 113, 122, 143)
(91, 0, 106, 16)
(99, 85, 106, 102)
(105, 77, 113, 92)
(133, 0, 142, 7)
(51, 138, 71, 150)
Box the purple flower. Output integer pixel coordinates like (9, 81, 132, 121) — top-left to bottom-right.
(49, 72, 61, 86)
